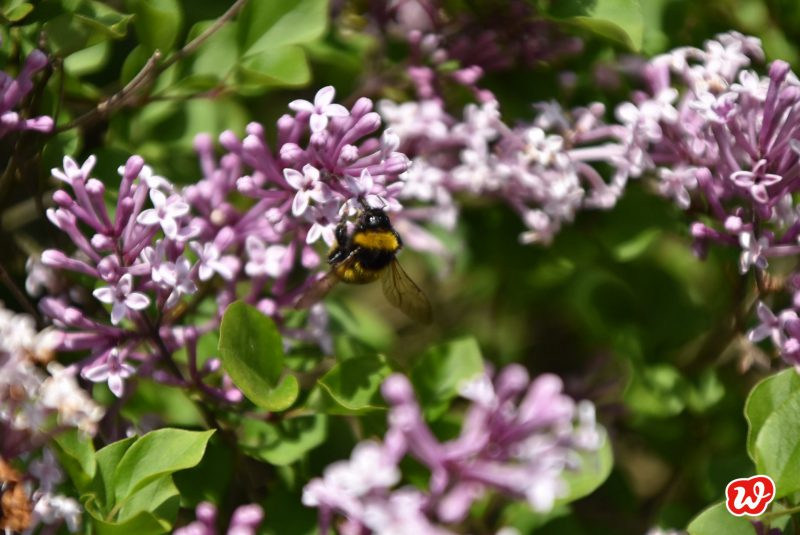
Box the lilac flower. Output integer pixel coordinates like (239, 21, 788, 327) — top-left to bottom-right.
(82, 348, 136, 397)
(39, 86, 419, 405)
(0, 49, 54, 138)
(92, 274, 150, 325)
(174, 502, 264, 535)
(289, 86, 350, 132)
(284, 164, 332, 215)
(136, 189, 191, 239)
(303, 364, 604, 534)
(244, 236, 288, 278)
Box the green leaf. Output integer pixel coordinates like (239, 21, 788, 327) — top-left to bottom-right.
(557, 432, 614, 504)
(113, 428, 214, 501)
(237, 45, 311, 91)
(745, 368, 800, 461)
(754, 387, 800, 497)
(90, 510, 170, 535)
(316, 356, 392, 414)
(92, 437, 137, 512)
(241, 415, 327, 465)
(52, 430, 97, 493)
(238, 0, 328, 56)
(64, 40, 111, 75)
(184, 20, 238, 80)
(117, 476, 179, 523)
(687, 502, 756, 535)
(127, 0, 183, 52)
(410, 337, 484, 420)
(44, 2, 133, 57)
(219, 301, 299, 411)
(546, 0, 643, 51)
(3, 1, 32, 21)
(624, 364, 687, 418)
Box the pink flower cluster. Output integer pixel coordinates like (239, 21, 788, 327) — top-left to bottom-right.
(303, 365, 603, 534)
(1, 48, 53, 138)
(37, 86, 419, 399)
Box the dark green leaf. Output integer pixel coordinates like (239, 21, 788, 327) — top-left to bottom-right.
(219, 301, 299, 411)
(316, 355, 392, 414)
(410, 337, 484, 420)
(241, 415, 327, 465)
(117, 476, 179, 524)
(127, 0, 183, 52)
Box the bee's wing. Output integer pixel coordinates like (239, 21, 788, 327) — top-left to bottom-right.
(381, 259, 433, 324)
(294, 270, 341, 309)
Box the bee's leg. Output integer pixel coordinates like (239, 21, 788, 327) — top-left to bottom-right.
(335, 220, 348, 246)
(328, 220, 351, 265)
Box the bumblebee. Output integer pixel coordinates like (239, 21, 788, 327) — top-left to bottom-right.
(0, 459, 31, 532)
(296, 208, 433, 324)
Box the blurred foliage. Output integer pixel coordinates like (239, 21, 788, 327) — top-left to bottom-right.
(5, 0, 800, 533)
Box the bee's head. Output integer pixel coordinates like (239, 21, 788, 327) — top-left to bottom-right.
(360, 208, 391, 230)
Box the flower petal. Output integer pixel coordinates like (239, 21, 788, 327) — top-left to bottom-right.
(292, 191, 310, 216)
(314, 86, 335, 108)
(283, 168, 306, 190)
(324, 103, 349, 118)
(288, 99, 314, 113)
(92, 287, 114, 304)
(125, 292, 150, 310)
(309, 113, 328, 133)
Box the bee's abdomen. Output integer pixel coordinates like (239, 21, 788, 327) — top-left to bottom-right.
(356, 248, 395, 271)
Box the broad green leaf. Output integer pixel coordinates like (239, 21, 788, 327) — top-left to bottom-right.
(745, 368, 800, 461)
(3, 1, 32, 21)
(185, 20, 238, 79)
(546, 0, 643, 51)
(557, 431, 613, 504)
(241, 415, 327, 465)
(754, 388, 800, 497)
(687, 502, 756, 535)
(219, 301, 299, 411)
(237, 45, 311, 91)
(238, 0, 328, 57)
(91, 509, 170, 535)
(117, 476, 179, 523)
(173, 437, 233, 507)
(52, 430, 96, 493)
(64, 40, 111, 76)
(113, 428, 214, 501)
(45, 3, 134, 57)
(410, 337, 484, 420)
(92, 437, 136, 511)
(127, 0, 182, 52)
(316, 355, 392, 414)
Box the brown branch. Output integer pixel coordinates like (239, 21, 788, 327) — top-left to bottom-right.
(55, 0, 249, 133)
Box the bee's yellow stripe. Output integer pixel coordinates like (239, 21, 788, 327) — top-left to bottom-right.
(352, 230, 400, 251)
(334, 262, 382, 284)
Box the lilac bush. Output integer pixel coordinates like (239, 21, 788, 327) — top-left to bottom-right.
(303, 365, 603, 533)
(38, 86, 420, 400)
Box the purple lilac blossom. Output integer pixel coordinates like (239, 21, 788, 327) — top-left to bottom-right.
(173, 502, 264, 535)
(302, 364, 604, 534)
(0, 48, 53, 138)
(381, 97, 635, 244)
(0, 302, 100, 533)
(37, 86, 421, 398)
(615, 32, 800, 368)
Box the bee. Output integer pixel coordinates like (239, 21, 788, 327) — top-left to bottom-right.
(0, 459, 31, 532)
(296, 208, 433, 324)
